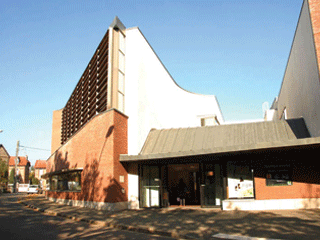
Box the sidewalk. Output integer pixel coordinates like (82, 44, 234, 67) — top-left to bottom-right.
(19, 195, 320, 240)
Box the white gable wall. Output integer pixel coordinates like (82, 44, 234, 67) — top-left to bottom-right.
(125, 27, 224, 155)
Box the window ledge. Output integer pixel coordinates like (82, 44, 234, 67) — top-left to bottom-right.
(47, 190, 81, 193)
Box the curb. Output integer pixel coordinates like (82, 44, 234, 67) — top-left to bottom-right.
(19, 200, 193, 239)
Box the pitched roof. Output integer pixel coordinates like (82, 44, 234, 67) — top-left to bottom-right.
(120, 118, 317, 162)
(9, 156, 30, 167)
(34, 160, 46, 169)
(0, 144, 10, 158)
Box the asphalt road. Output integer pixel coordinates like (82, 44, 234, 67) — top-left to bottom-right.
(0, 193, 175, 240)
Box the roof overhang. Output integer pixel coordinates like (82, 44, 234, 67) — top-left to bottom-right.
(120, 136, 320, 162)
(41, 168, 83, 179)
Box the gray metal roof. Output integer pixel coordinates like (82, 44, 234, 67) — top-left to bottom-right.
(120, 118, 319, 162)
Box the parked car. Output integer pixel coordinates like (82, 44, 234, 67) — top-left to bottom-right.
(18, 184, 29, 193)
(27, 185, 39, 194)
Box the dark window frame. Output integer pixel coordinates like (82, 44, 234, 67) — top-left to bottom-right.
(49, 171, 82, 192)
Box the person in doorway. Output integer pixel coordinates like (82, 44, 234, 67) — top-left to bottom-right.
(178, 179, 187, 206)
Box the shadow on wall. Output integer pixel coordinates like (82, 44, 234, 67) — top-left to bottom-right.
(81, 157, 126, 203)
(81, 158, 102, 202)
(50, 151, 71, 172)
(103, 176, 127, 203)
(286, 118, 311, 139)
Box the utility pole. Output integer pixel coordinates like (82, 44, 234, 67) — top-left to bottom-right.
(13, 140, 19, 193)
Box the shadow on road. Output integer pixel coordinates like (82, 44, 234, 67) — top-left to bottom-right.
(0, 194, 170, 239)
(10, 194, 320, 240)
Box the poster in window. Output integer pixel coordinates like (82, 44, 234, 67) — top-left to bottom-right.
(228, 178, 254, 198)
(227, 161, 254, 198)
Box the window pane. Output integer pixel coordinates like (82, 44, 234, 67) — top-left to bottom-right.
(227, 161, 254, 198)
(118, 72, 124, 93)
(119, 32, 125, 53)
(118, 92, 124, 112)
(49, 171, 82, 191)
(119, 52, 125, 73)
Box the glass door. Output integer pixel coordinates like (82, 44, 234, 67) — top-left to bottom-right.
(201, 163, 223, 207)
(140, 165, 160, 208)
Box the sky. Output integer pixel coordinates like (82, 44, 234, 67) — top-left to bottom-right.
(0, 0, 304, 166)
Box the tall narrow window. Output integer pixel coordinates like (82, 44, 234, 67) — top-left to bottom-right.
(119, 52, 125, 73)
(118, 92, 124, 112)
(118, 72, 124, 93)
(119, 32, 125, 54)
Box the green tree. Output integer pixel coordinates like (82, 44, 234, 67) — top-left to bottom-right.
(29, 171, 39, 185)
(29, 170, 34, 183)
(0, 158, 8, 185)
(9, 169, 15, 184)
(32, 177, 39, 185)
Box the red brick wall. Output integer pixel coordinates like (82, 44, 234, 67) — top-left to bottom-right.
(47, 109, 128, 204)
(254, 161, 320, 200)
(255, 178, 320, 200)
(51, 109, 63, 154)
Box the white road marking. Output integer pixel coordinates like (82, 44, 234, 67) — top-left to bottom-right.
(212, 233, 282, 240)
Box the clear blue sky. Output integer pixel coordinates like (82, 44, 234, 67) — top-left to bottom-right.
(0, 0, 303, 166)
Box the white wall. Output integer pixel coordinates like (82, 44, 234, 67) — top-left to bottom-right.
(125, 27, 224, 155)
(124, 28, 224, 209)
(277, 0, 320, 136)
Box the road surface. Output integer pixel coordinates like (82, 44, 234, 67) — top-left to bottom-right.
(0, 193, 174, 240)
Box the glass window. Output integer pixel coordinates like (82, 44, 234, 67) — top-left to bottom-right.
(118, 92, 124, 112)
(119, 52, 125, 73)
(265, 164, 292, 186)
(119, 32, 125, 54)
(49, 171, 82, 191)
(140, 165, 160, 207)
(118, 72, 124, 93)
(227, 161, 254, 198)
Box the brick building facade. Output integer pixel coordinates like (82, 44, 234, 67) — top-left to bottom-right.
(8, 156, 30, 184)
(47, 0, 320, 211)
(34, 160, 47, 190)
(46, 16, 222, 210)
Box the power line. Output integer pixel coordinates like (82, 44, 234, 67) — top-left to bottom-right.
(19, 145, 50, 152)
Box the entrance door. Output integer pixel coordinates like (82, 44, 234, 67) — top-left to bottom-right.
(167, 163, 200, 206)
(201, 163, 223, 207)
(140, 165, 160, 207)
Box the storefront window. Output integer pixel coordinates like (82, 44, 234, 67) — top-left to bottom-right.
(140, 165, 160, 207)
(49, 171, 82, 192)
(265, 164, 292, 186)
(227, 161, 254, 198)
